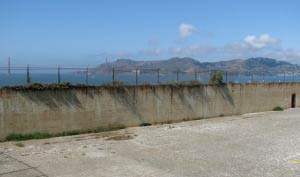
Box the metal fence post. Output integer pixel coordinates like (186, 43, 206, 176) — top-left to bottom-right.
(284, 72, 286, 82)
(58, 66, 61, 84)
(86, 67, 89, 85)
(157, 68, 160, 84)
(135, 68, 138, 85)
(225, 71, 228, 83)
(194, 69, 197, 80)
(8, 57, 11, 76)
(293, 72, 295, 82)
(252, 72, 254, 82)
(112, 68, 115, 83)
(176, 68, 179, 83)
(26, 64, 30, 84)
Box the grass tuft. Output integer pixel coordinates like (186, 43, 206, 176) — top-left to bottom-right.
(139, 122, 152, 126)
(6, 132, 51, 141)
(5, 125, 127, 141)
(15, 142, 25, 147)
(273, 106, 284, 111)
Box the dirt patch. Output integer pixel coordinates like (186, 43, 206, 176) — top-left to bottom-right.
(105, 134, 134, 141)
(68, 131, 135, 141)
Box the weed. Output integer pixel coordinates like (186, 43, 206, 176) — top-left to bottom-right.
(6, 132, 51, 141)
(208, 71, 223, 84)
(57, 130, 81, 136)
(6, 82, 72, 90)
(166, 120, 174, 124)
(15, 142, 25, 147)
(105, 134, 133, 141)
(273, 106, 284, 111)
(5, 126, 127, 141)
(139, 122, 152, 126)
(182, 118, 191, 121)
(31, 82, 44, 89)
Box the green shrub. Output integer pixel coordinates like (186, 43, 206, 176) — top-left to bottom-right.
(5, 125, 127, 141)
(30, 82, 44, 90)
(57, 130, 81, 136)
(139, 122, 152, 126)
(6, 132, 51, 141)
(208, 71, 223, 84)
(56, 82, 71, 89)
(95, 125, 126, 132)
(273, 106, 284, 111)
(6, 82, 73, 90)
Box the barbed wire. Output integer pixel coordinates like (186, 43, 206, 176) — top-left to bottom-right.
(0, 65, 298, 86)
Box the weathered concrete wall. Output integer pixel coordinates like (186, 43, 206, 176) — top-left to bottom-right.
(0, 83, 299, 140)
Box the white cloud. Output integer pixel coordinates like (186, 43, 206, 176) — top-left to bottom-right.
(178, 23, 197, 39)
(97, 51, 134, 59)
(284, 48, 300, 58)
(168, 45, 216, 57)
(97, 34, 300, 63)
(244, 34, 279, 49)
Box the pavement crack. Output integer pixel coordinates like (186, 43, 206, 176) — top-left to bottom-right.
(0, 167, 35, 176)
(0, 152, 49, 177)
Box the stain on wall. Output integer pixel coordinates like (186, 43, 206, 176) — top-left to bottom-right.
(0, 83, 299, 140)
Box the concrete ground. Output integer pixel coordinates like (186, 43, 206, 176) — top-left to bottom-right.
(1, 109, 300, 177)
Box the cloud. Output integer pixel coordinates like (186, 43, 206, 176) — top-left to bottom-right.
(97, 51, 134, 59)
(178, 23, 197, 39)
(168, 45, 216, 57)
(284, 48, 300, 59)
(244, 34, 279, 49)
(96, 34, 300, 63)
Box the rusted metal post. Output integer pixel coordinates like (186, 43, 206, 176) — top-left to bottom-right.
(26, 64, 30, 84)
(86, 67, 89, 85)
(176, 68, 179, 83)
(58, 66, 61, 84)
(135, 68, 138, 85)
(157, 68, 160, 84)
(8, 57, 11, 75)
(293, 72, 295, 82)
(112, 68, 115, 83)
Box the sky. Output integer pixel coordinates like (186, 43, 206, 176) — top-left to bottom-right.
(0, 0, 300, 66)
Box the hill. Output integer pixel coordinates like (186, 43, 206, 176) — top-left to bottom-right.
(95, 57, 299, 75)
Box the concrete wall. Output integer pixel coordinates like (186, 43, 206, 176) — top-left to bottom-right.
(1, 83, 299, 140)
